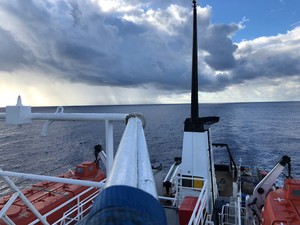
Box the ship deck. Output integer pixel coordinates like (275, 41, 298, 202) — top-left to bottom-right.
(215, 168, 234, 197)
(164, 207, 179, 225)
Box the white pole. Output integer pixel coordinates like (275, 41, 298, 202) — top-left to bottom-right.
(31, 113, 127, 121)
(0, 192, 19, 218)
(105, 117, 138, 188)
(105, 120, 114, 177)
(105, 115, 157, 198)
(0, 170, 105, 188)
(137, 120, 157, 198)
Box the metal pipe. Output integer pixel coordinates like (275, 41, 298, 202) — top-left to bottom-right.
(137, 120, 157, 198)
(0, 170, 105, 188)
(0, 192, 19, 218)
(105, 120, 114, 177)
(105, 115, 157, 198)
(105, 117, 138, 188)
(31, 112, 127, 121)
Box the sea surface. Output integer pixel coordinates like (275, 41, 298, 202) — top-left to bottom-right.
(0, 102, 300, 195)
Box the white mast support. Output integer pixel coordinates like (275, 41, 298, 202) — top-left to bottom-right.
(180, 129, 217, 213)
(105, 114, 157, 198)
(3, 96, 128, 176)
(0, 169, 50, 225)
(0, 170, 106, 188)
(4, 96, 127, 123)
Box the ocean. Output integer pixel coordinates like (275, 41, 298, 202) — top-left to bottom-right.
(0, 102, 300, 195)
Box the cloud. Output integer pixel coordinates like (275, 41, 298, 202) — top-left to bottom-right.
(201, 23, 239, 71)
(198, 26, 300, 93)
(0, 0, 299, 105)
(233, 27, 300, 81)
(0, 0, 226, 90)
(0, 27, 28, 71)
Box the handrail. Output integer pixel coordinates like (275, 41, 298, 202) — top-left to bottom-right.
(59, 191, 98, 224)
(160, 175, 209, 224)
(164, 163, 176, 183)
(0, 169, 106, 225)
(29, 187, 101, 225)
(0, 171, 106, 188)
(219, 204, 249, 225)
(163, 162, 180, 184)
(186, 179, 208, 225)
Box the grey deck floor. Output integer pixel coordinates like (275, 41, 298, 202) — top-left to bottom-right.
(164, 207, 179, 225)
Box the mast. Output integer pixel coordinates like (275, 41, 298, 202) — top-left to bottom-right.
(191, 0, 199, 128)
(180, 0, 219, 213)
(185, 0, 219, 132)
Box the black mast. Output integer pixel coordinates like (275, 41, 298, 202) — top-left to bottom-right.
(185, 0, 219, 132)
(191, 0, 199, 128)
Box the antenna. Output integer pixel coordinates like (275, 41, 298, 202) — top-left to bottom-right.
(191, 0, 199, 128)
(184, 0, 200, 131)
(184, 0, 219, 132)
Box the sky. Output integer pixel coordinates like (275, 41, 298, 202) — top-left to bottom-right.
(0, 0, 300, 106)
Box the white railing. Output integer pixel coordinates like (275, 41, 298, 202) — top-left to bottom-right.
(0, 171, 106, 188)
(180, 177, 208, 225)
(219, 202, 253, 225)
(159, 176, 209, 225)
(0, 169, 50, 225)
(163, 162, 180, 184)
(29, 187, 101, 225)
(0, 168, 106, 225)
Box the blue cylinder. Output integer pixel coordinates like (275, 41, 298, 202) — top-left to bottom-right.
(79, 185, 167, 225)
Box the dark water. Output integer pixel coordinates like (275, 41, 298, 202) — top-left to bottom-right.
(0, 102, 300, 194)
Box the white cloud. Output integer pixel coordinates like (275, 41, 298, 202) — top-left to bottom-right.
(0, 0, 299, 106)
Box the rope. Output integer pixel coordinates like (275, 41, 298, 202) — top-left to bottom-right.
(125, 113, 146, 128)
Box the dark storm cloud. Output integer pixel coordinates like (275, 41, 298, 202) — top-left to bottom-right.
(0, 28, 29, 71)
(201, 24, 238, 70)
(0, 0, 299, 94)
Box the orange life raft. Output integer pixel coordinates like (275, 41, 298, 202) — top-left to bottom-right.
(262, 179, 300, 225)
(0, 161, 105, 225)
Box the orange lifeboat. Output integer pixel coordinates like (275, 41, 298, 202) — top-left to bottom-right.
(0, 161, 105, 225)
(262, 179, 300, 225)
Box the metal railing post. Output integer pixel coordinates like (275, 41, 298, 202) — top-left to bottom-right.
(105, 120, 114, 177)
